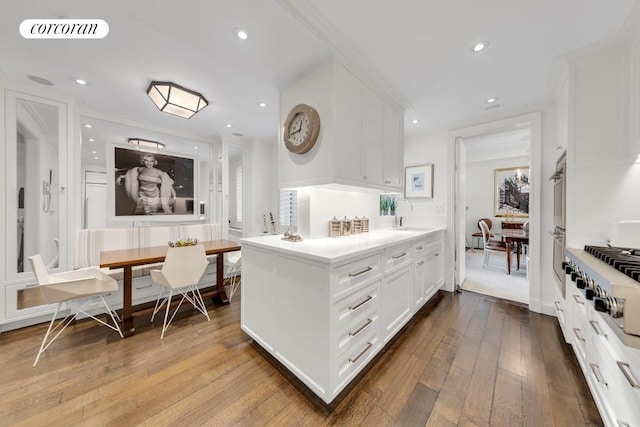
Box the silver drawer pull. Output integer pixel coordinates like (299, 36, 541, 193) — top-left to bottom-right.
(590, 363, 607, 386)
(349, 318, 372, 337)
(25, 283, 39, 288)
(349, 295, 373, 311)
(349, 266, 373, 278)
(617, 361, 640, 389)
(392, 252, 407, 260)
(589, 320, 606, 337)
(349, 341, 373, 364)
(415, 246, 424, 250)
(417, 260, 425, 266)
(554, 301, 563, 311)
(573, 328, 585, 342)
(136, 284, 153, 290)
(573, 294, 584, 305)
(435, 253, 439, 256)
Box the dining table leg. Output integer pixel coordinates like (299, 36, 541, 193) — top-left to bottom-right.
(506, 242, 512, 275)
(212, 253, 230, 304)
(121, 265, 135, 337)
(516, 242, 521, 270)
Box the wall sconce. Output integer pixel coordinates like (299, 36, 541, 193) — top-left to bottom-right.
(128, 138, 165, 149)
(146, 81, 208, 119)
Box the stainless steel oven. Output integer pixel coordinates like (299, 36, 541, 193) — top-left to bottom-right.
(552, 226, 566, 297)
(551, 152, 566, 229)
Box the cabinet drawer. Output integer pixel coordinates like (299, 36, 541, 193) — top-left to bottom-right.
(384, 243, 412, 274)
(5, 282, 60, 321)
(333, 254, 381, 300)
(333, 308, 379, 358)
(333, 328, 380, 391)
(332, 280, 379, 331)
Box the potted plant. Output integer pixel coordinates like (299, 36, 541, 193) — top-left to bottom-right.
(380, 195, 389, 216)
(389, 196, 398, 216)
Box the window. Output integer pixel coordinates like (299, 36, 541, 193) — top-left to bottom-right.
(235, 164, 243, 223)
(279, 189, 297, 230)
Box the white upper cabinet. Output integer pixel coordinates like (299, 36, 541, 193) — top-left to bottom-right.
(279, 58, 404, 191)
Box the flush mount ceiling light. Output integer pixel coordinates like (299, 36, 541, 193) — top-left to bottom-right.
(146, 81, 208, 119)
(471, 41, 489, 52)
(486, 97, 498, 104)
(412, 119, 420, 124)
(128, 138, 165, 149)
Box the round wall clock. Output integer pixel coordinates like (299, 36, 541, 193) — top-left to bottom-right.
(283, 103, 320, 154)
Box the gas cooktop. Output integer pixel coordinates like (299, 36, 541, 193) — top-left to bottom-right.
(584, 245, 640, 282)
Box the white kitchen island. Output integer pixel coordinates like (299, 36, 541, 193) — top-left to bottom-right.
(240, 228, 445, 405)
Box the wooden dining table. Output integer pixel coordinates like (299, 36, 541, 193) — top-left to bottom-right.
(100, 239, 241, 337)
(497, 229, 529, 274)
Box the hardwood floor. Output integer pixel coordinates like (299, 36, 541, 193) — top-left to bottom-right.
(0, 290, 602, 426)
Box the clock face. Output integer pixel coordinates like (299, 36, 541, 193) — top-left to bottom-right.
(284, 104, 320, 154)
(288, 112, 310, 146)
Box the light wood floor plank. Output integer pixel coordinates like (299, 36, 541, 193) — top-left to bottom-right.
(0, 290, 602, 426)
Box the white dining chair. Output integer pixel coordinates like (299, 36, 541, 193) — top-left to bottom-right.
(479, 220, 509, 272)
(28, 254, 123, 366)
(150, 244, 210, 339)
(223, 251, 242, 302)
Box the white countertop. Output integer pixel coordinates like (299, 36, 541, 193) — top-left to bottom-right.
(240, 228, 444, 264)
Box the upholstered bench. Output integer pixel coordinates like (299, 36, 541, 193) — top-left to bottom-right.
(74, 223, 222, 282)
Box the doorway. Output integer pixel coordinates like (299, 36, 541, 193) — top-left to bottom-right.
(462, 129, 530, 304)
(451, 112, 542, 311)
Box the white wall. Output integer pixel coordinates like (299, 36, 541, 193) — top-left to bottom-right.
(565, 42, 639, 248)
(246, 136, 279, 237)
(465, 155, 529, 248)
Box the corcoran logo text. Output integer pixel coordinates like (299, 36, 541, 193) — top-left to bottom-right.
(19, 19, 109, 39)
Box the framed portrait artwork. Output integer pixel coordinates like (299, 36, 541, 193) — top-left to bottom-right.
(405, 164, 434, 198)
(494, 166, 530, 217)
(108, 144, 198, 219)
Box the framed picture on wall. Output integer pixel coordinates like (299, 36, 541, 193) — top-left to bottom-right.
(405, 164, 434, 198)
(494, 166, 530, 217)
(109, 144, 197, 219)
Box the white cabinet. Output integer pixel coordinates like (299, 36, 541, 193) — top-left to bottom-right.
(362, 85, 384, 185)
(383, 104, 404, 187)
(4, 281, 60, 322)
(587, 311, 640, 427)
(280, 59, 404, 191)
(381, 263, 412, 343)
(412, 238, 443, 312)
(241, 229, 443, 404)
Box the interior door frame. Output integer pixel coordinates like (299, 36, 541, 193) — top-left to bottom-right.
(448, 112, 542, 312)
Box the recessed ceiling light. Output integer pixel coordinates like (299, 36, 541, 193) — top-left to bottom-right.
(471, 41, 489, 52)
(84, 124, 92, 128)
(226, 124, 232, 128)
(412, 119, 420, 124)
(486, 97, 498, 103)
(258, 102, 267, 108)
(194, 146, 199, 150)
(76, 79, 87, 85)
(93, 156, 99, 160)
(234, 28, 249, 40)
(88, 138, 95, 142)
(91, 151, 97, 154)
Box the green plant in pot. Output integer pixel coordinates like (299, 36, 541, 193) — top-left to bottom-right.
(389, 196, 398, 216)
(380, 195, 389, 216)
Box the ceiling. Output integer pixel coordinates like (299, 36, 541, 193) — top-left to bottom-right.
(0, 0, 635, 154)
